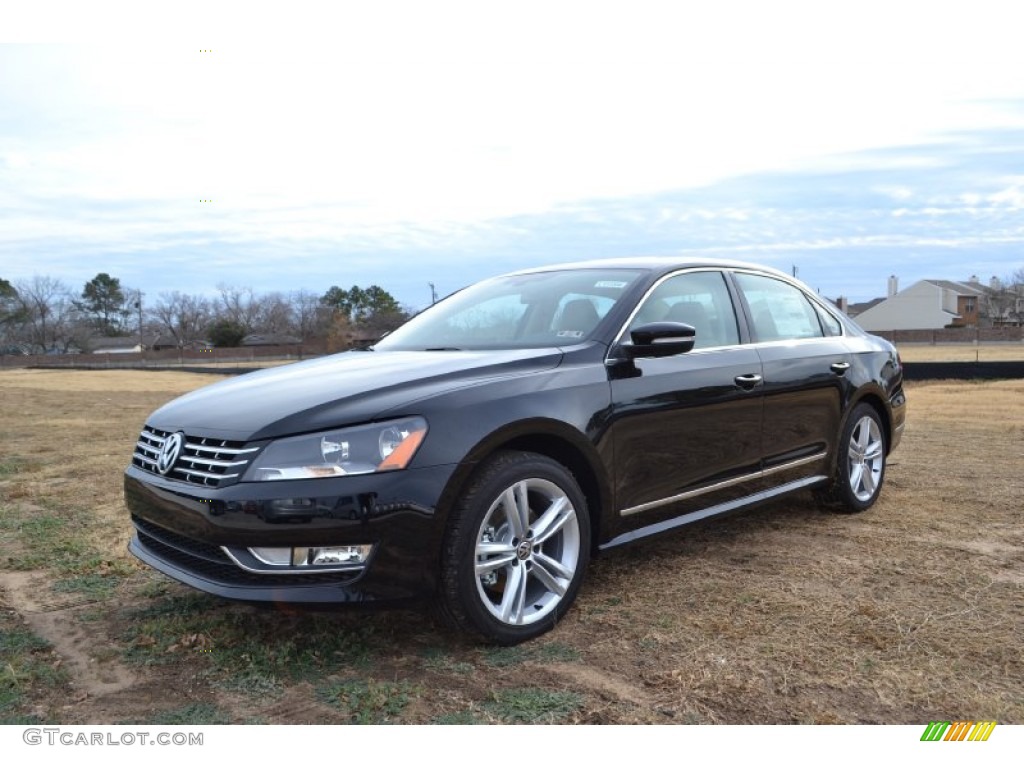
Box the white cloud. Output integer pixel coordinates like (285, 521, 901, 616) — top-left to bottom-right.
(3, 2, 1024, 305)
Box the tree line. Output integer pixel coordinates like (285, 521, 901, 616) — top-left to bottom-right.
(0, 273, 411, 354)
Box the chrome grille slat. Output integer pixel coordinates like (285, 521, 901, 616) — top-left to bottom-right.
(179, 456, 249, 469)
(176, 467, 240, 481)
(184, 442, 259, 456)
(131, 424, 256, 489)
(133, 452, 158, 468)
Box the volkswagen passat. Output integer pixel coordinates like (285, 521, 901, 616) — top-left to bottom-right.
(125, 258, 906, 644)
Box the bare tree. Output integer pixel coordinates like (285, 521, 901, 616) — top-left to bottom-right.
(1007, 266, 1024, 326)
(0, 278, 24, 346)
(256, 291, 294, 336)
(215, 284, 263, 333)
(290, 289, 332, 341)
(150, 291, 212, 347)
(14, 276, 85, 352)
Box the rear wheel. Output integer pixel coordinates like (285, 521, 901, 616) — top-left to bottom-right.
(437, 451, 591, 645)
(817, 402, 886, 513)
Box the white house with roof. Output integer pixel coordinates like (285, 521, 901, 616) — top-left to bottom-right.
(853, 278, 984, 332)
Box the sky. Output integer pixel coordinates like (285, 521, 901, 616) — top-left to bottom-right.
(2, 1, 1024, 311)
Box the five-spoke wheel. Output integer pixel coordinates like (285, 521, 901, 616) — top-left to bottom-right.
(438, 451, 590, 644)
(817, 402, 887, 513)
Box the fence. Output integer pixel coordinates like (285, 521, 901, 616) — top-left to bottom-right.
(874, 327, 1024, 344)
(0, 343, 329, 370)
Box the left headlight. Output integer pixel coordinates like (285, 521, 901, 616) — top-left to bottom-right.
(243, 417, 428, 482)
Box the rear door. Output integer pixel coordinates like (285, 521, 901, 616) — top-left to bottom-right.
(730, 271, 851, 485)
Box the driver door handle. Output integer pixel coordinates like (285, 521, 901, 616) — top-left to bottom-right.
(734, 373, 763, 389)
(830, 362, 851, 375)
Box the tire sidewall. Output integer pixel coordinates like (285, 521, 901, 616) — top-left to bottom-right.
(836, 403, 886, 512)
(444, 451, 591, 645)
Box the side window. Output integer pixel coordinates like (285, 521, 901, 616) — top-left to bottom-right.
(814, 303, 843, 336)
(734, 273, 824, 342)
(628, 271, 739, 349)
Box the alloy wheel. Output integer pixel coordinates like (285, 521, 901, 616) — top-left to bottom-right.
(473, 477, 581, 626)
(847, 415, 884, 502)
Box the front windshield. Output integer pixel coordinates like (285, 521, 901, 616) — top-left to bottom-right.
(375, 269, 644, 351)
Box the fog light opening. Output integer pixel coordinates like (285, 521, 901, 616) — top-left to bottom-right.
(293, 545, 373, 567)
(241, 544, 373, 572)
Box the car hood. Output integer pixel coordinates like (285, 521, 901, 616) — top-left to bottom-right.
(147, 348, 564, 441)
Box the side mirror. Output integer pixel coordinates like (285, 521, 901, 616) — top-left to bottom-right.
(620, 321, 696, 359)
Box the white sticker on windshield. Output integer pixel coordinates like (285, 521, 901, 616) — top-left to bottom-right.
(595, 281, 627, 288)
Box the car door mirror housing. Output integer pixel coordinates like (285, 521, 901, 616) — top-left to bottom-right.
(622, 321, 696, 359)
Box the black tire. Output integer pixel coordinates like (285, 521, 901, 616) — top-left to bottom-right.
(816, 402, 887, 513)
(436, 450, 591, 645)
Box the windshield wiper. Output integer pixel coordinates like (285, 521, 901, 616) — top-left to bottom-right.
(424, 347, 463, 351)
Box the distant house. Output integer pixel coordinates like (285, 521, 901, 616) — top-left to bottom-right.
(240, 333, 302, 347)
(91, 336, 150, 354)
(835, 297, 885, 319)
(853, 279, 988, 332)
(147, 334, 212, 351)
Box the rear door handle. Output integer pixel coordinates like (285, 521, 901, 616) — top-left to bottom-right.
(830, 362, 851, 375)
(734, 373, 763, 389)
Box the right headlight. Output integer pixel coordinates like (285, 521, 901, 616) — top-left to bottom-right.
(243, 417, 428, 482)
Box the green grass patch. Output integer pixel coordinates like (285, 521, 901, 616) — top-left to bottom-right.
(0, 456, 26, 477)
(122, 702, 233, 725)
(0, 504, 132, 598)
(481, 645, 531, 667)
(0, 512, 71, 570)
(481, 641, 581, 667)
(53, 573, 124, 601)
(316, 679, 413, 724)
(420, 647, 475, 675)
(533, 642, 582, 663)
(0, 455, 42, 478)
(123, 595, 381, 693)
(0, 617, 69, 723)
(484, 687, 584, 723)
(216, 670, 283, 697)
(431, 709, 482, 724)
(134, 575, 174, 599)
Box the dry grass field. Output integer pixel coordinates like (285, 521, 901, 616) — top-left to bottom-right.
(895, 343, 1024, 362)
(1, 367, 1021, 725)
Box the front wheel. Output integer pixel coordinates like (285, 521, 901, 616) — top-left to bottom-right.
(437, 451, 591, 645)
(817, 402, 887, 513)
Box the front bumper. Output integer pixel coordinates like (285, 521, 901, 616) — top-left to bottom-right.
(124, 461, 459, 604)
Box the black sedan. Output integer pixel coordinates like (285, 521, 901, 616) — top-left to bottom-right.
(125, 258, 906, 644)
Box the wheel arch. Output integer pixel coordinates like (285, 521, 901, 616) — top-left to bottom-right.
(849, 389, 892, 455)
(434, 419, 612, 555)
(821, 388, 892, 483)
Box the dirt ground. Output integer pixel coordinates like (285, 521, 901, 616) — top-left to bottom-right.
(1, 367, 1021, 725)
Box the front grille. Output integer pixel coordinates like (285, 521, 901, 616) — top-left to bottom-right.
(133, 425, 259, 488)
(133, 517, 354, 587)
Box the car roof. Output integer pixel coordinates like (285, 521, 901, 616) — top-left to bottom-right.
(507, 256, 792, 279)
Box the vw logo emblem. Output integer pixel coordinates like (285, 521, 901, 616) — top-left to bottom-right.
(516, 540, 533, 560)
(157, 432, 185, 475)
